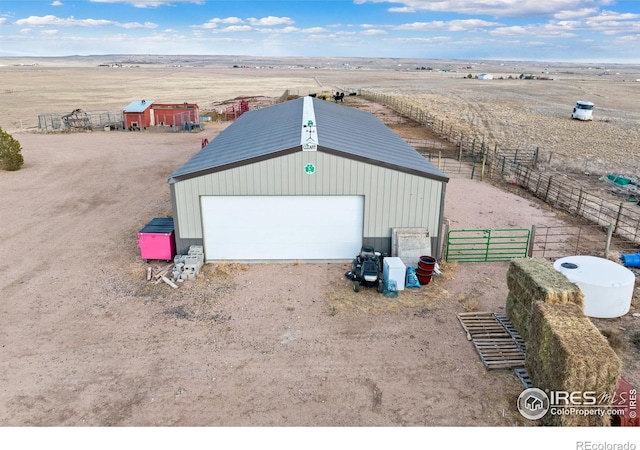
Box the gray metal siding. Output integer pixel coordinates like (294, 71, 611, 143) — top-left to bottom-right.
(173, 151, 444, 246)
(170, 184, 204, 254)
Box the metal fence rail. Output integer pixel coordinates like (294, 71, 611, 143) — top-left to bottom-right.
(530, 224, 613, 260)
(509, 164, 640, 245)
(446, 228, 531, 262)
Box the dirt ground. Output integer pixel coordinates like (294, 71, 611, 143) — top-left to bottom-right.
(1, 129, 636, 427)
(1, 57, 639, 428)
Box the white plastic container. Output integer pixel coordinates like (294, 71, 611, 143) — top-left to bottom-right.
(383, 257, 406, 291)
(553, 255, 634, 318)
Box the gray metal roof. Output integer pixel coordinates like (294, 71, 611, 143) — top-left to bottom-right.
(168, 97, 449, 184)
(124, 100, 154, 113)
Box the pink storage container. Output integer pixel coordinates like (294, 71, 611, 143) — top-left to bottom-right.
(137, 218, 176, 262)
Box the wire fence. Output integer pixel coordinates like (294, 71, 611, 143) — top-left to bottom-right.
(464, 151, 640, 256)
(358, 89, 640, 258)
(356, 89, 532, 164)
(38, 111, 124, 133)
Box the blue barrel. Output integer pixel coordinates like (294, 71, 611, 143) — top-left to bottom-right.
(620, 253, 640, 268)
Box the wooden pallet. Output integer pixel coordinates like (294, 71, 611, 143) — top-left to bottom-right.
(457, 311, 526, 371)
(494, 312, 527, 353)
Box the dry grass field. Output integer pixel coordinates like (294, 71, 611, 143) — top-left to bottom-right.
(1, 55, 639, 428)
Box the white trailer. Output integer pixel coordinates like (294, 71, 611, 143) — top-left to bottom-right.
(571, 100, 594, 121)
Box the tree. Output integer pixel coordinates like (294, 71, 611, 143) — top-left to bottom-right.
(0, 126, 24, 171)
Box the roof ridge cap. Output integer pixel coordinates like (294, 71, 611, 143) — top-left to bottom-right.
(301, 96, 318, 151)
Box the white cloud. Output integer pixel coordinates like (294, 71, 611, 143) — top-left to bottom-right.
(247, 16, 294, 27)
(51, 1, 63, 6)
(200, 17, 244, 29)
(490, 25, 530, 36)
(613, 34, 640, 43)
(41, 29, 59, 35)
(356, 0, 610, 18)
(256, 26, 300, 34)
(121, 21, 157, 29)
(14, 15, 157, 29)
(388, 7, 417, 13)
(89, 0, 204, 8)
(554, 8, 598, 19)
(448, 19, 501, 31)
(16, 15, 113, 27)
(362, 29, 387, 35)
(490, 22, 577, 38)
(392, 36, 452, 44)
(301, 27, 326, 33)
(0, 18, 7, 25)
(395, 19, 499, 31)
(218, 25, 253, 33)
(587, 10, 640, 23)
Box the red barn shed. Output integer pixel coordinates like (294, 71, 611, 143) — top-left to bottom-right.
(123, 100, 200, 130)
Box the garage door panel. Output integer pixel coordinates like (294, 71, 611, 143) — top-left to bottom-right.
(201, 196, 363, 260)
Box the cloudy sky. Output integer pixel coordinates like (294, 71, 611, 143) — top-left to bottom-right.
(0, 0, 638, 62)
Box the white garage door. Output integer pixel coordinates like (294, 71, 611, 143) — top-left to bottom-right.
(201, 195, 364, 260)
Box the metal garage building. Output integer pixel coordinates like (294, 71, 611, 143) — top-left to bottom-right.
(168, 96, 449, 261)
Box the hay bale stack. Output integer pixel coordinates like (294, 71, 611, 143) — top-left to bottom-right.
(526, 301, 621, 426)
(506, 258, 584, 339)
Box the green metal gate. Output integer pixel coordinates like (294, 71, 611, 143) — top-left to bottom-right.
(446, 228, 531, 262)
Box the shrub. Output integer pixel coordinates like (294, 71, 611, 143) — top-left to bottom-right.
(0, 126, 24, 171)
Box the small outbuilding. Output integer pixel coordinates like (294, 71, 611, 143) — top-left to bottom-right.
(168, 96, 449, 261)
(478, 73, 493, 80)
(123, 100, 199, 130)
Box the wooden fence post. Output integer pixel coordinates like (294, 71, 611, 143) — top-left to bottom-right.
(481, 153, 487, 181)
(577, 188, 584, 216)
(545, 175, 553, 201)
(614, 202, 624, 235)
(528, 225, 536, 257)
(441, 219, 450, 261)
(605, 223, 613, 258)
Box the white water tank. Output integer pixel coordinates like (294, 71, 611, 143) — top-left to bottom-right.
(554, 255, 635, 318)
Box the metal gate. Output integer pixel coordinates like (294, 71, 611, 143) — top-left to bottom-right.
(446, 228, 531, 262)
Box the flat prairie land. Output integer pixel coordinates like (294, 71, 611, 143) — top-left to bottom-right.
(0, 56, 638, 428)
